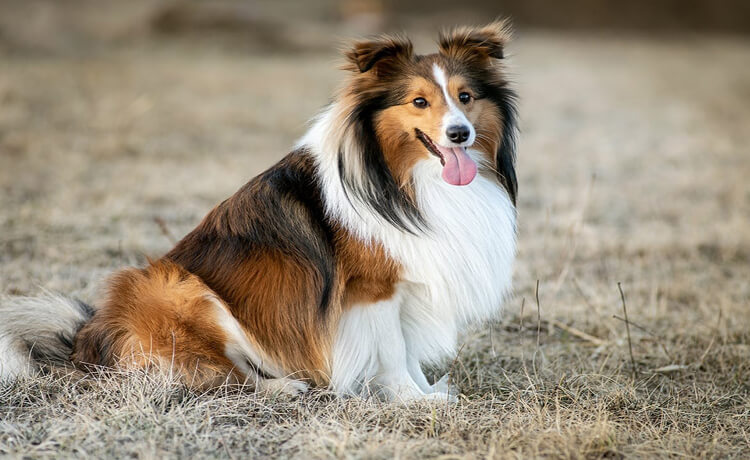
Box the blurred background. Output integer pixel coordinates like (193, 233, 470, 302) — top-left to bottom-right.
(1, 0, 748, 320)
(0, 0, 749, 55)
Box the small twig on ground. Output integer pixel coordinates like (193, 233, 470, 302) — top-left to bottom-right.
(154, 216, 177, 245)
(698, 307, 723, 366)
(443, 342, 471, 397)
(448, 343, 467, 385)
(546, 318, 607, 346)
(618, 282, 637, 378)
(650, 364, 689, 375)
(613, 314, 672, 360)
(535, 280, 542, 349)
(531, 280, 544, 383)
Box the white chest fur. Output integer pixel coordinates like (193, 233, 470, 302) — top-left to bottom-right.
(301, 108, 516, 369)
(345, 156, 517, 364)
(399, 157, 516, 326)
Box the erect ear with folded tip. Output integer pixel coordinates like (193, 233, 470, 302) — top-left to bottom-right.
(344, 35, 414, 75)
(438, 20, 511, 63)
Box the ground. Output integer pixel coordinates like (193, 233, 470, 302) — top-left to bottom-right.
(1, 28, 749, 458)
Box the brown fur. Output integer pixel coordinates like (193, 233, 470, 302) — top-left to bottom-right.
(472, 99, 504, 171)
(335, 231, 401, 308)
(72, 260, 242, 388)
(438, 20, 512, 63)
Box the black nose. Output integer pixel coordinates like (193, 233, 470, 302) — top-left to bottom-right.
(446, 125, 470, 143)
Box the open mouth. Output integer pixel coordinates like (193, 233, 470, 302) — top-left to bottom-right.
(414, 128, 478, 186)
(415, 128, 445, 166)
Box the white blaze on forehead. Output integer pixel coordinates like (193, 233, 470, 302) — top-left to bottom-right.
(431, 64, 475, 146)
(432, 63, 453, 104)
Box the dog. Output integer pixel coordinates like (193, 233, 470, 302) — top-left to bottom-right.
(0, 21, 518, 402)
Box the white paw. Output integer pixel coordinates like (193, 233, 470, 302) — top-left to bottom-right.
(257, 378, 309, 397)
(430, 373, 459, 397)
(422, 391, 459, 404)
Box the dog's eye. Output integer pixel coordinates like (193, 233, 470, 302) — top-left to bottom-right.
(458, 92, 471, 104)
(413, 97, 428, 109)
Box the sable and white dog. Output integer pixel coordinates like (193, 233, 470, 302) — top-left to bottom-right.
(0, 22, 518, 402)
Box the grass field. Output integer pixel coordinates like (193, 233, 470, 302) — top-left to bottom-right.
(1, 27, 750, 458)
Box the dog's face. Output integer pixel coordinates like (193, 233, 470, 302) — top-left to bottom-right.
(343, 22, 512, 188)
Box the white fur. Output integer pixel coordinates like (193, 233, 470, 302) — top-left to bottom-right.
(0, 334, 31, 380)
(300, 99, 516, 400)
(208, 295, 308, 395)
(332, 290, 457, 402)
(0, 293, 91, 381)
(432, 63, 476, 147)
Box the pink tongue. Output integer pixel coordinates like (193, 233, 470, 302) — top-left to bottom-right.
(437, 146, 477, 186)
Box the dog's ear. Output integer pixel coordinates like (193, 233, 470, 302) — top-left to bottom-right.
(344, 34, 413, 75)
(438, 20, 511, 63)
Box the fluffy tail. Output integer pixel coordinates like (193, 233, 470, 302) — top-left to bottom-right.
(0, 293, 94, 381)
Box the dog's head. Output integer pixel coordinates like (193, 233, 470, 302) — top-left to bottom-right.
(336, 21, 518, 229)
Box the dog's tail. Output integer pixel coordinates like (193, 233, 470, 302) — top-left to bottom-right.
(0, 293, 94, 381)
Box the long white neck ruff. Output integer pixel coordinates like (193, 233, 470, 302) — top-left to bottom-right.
(298, 104, 517, 331)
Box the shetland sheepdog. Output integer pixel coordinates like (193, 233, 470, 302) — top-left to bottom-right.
(0, 22, 518, 401)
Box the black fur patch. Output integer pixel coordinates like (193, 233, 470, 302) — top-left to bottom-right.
(339, 95, 426, 233)
(488, 84, 519, 205)
(167, 149, 336, 318)
(456, 63, 519, 205)
(258, 150, 336, 314)
(25, 298, 95, 368)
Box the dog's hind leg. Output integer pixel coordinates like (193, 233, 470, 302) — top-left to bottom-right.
(72, 260, 308, 394)
(205, 294, 309, 396)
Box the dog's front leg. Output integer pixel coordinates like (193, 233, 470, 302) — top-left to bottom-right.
(332, 290, 454, 402)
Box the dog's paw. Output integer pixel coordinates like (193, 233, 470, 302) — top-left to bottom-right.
(430, 373, 459, 397)
(422, 391, 459, 404)
(257, 378, 309, 397)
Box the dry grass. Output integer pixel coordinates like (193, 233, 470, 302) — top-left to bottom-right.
(1, 27, 750, 458)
